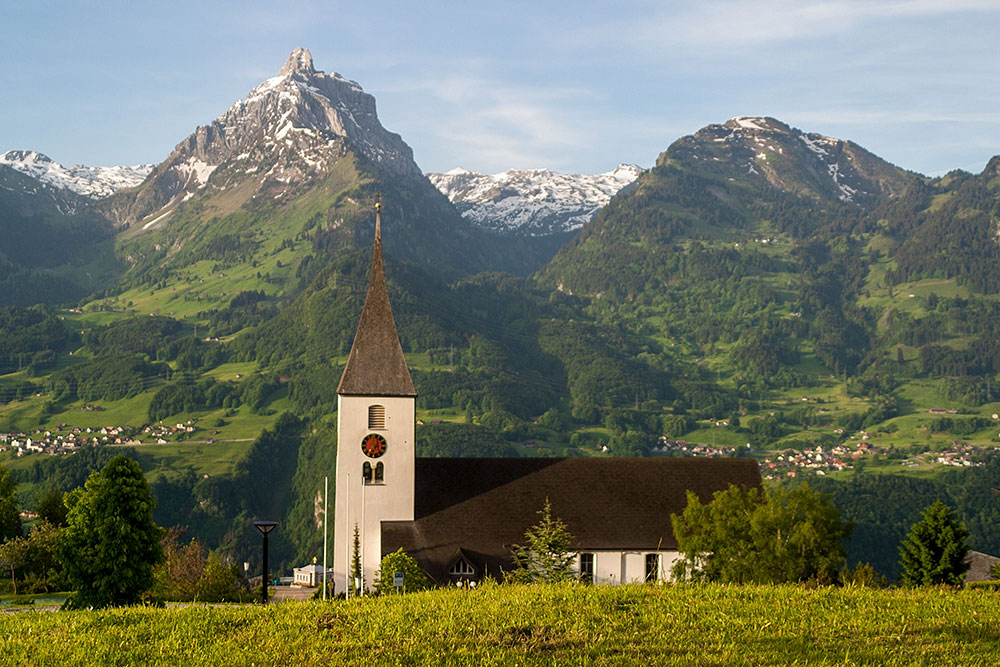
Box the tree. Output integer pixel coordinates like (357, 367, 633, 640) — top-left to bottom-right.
(374, 549, 433, 594)
(350, 523, 364, 596)
(508, 498, 577, 584)
(898, 500, 970, 587)
(0, 535, 28, 595)
(34, 487, 68, 527)
(671, 483, 850, 584)
(58, 455, 163, 608)
(0, 464, 21, 542)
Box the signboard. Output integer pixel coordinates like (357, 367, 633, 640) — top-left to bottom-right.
(393, 572, 404, 588)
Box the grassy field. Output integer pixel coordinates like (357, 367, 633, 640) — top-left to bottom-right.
(0, 583, 998, 665)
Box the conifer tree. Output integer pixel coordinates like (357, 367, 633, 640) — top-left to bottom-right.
(509, 498, 576, 584)
(350, 523, 364, 595)
(898, 500, 969, 587)
(58, 455, 163, 608)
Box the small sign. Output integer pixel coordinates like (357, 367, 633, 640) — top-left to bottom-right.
(393, 572, 404, 588)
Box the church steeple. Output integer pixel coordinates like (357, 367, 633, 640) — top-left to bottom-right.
(336, 201, 416, 397)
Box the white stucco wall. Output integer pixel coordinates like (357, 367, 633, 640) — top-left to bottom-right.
(333, 394, 415, 594)
(580, 550, 683, 584)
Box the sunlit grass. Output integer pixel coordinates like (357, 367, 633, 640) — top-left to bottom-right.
(0, 583, 997, 665)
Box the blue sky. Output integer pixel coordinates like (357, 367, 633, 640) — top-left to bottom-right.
(3, 0, 998, 176)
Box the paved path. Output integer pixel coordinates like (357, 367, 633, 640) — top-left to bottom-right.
(271, 585, 317, 602)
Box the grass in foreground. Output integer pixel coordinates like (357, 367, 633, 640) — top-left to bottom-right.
(1, 583, 998, 665)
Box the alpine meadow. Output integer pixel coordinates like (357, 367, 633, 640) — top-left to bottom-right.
(2, 39, 1000, 664)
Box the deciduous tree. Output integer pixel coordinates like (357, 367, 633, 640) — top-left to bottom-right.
(671, 483, 849, 584)
(0, 464, 21, 542)
(374, 549, 433, 594)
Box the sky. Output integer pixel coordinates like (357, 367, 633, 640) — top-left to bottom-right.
(2, 0, 998, 176)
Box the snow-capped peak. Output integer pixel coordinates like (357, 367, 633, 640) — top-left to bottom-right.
(0, 150, 153, 199)
(427, 164, 643, 236)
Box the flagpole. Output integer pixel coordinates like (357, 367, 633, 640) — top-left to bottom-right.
(323, 475, 328, 601)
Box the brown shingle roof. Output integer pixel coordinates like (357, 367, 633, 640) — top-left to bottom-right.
(382, 457, 761, 583)
(336, 209, 416, 397)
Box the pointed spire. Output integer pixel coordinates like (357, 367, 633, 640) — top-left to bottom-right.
(336, 201, 416, 397)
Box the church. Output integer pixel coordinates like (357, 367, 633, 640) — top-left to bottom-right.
(332, 204, 761, 591)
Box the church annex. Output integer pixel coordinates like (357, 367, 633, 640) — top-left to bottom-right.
(333, 204, 762, 591)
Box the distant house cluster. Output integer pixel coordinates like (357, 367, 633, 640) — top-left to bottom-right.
(0, 424, 139, 456)
(653, 438, 740, 458)
(0, 419, 201, 457)
(761, 442, 881, 480)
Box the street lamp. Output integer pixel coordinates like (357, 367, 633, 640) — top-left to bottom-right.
(253, 520, 278, 605)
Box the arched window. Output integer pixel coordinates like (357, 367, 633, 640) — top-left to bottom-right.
(363, 462, 384, 485)
(450, 559, 474, 577)
(368, 405, 386, 430)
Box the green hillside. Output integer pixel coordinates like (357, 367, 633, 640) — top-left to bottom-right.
(3, 118, 1000, 578)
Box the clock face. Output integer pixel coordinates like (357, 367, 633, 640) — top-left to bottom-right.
(361, 433, 387, 458)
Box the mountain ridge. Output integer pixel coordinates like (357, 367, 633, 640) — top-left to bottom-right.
(427, 164, 642, 236)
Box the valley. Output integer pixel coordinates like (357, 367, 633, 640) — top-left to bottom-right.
(2, 51, 1000, 581)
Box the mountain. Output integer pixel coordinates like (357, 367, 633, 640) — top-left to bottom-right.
(427, 164, 642, 236)
(539, 116, 917, 298)
(0, 150, 152, 200)
(98, 48, 553, 291)
(665, 116, 913, 207)
(0, 163, 119, 305)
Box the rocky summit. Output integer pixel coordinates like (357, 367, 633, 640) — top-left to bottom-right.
(427, 164, 642, 236)
(105, 47, 421, 229)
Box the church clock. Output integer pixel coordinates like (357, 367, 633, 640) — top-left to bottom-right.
(361, 433, 387, 458)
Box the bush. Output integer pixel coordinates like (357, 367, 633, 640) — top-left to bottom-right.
(374, 549, 433, 595)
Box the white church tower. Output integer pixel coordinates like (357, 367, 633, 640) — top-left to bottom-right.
(333, 202, 416, 594)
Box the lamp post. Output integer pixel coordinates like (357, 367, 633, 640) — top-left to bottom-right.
(253, 520, 278, 604)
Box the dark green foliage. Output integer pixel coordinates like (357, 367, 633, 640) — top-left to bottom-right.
(287, 363, 343, 416)
(885, 169, 1000, 292)
(508, 498, 577, 584)
(416, 423, 518, 458)
(374, 549, 433, 594)
(672, 483, 849, 584)
(83, 316, 184, 357)
(0, 377, 40, 404)
(207, 290, 279, 336)
(147, 377, 240, 422)
(808, 460, 1000, 580)
(34, 487, 68, 527)
(22, 446, 136, 492)
(899, 501, 970, 587)
(284, 423, 338, 567)
(59, 455, 163, 608)
(0, 463, 21, 542)
(0, 305, 74, 373)
(46, 355, 166, 402)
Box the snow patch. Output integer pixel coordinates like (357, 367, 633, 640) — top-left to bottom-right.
(732, 116, 768, 131)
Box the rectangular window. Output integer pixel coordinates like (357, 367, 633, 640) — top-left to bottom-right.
(645, 553, 659, 582)
(580, 553, 594, 584)
(368, 405, 386, 429)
